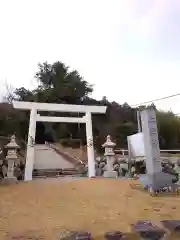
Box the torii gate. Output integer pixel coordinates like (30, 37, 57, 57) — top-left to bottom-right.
(13, 101, 107, 181)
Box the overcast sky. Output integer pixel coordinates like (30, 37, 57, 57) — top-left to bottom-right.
(0, 0, 180, 113)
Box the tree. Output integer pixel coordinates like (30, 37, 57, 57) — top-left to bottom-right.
(115, 122, 137, 147)
(14, 87, 35, 102)
(3, 82, 15, 103)
(156, 111, 180, 149)
(34, 61, 93, 104)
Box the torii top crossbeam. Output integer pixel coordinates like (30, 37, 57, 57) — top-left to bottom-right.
(13, 101, 107, 114)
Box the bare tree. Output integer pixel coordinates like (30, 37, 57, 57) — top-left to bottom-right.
(3, 81, 15, 103)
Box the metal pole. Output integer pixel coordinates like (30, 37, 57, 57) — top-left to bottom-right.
(127, 137, 132, 177)
(137, 110, 141, 132)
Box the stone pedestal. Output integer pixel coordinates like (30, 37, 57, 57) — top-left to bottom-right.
(139, 172, 177, 190)
(103, 170, 118, 178)
(103, 155, 118, 178)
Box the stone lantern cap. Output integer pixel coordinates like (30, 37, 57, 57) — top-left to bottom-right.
(102, 135, 116, 148)
(5, 135, 20, 149)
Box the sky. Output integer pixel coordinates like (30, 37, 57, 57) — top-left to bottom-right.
(0, 0, 180, 113)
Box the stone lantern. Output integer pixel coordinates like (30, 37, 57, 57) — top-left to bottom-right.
(5, 135, 20, 180)
(102, 135, 117, 178)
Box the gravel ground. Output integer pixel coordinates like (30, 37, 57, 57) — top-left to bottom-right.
(0, 178, 180, 239)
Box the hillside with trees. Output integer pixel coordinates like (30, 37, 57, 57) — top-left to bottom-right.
(0, 61, 180, 152)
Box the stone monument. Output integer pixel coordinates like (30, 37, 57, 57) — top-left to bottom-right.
(102, 135, 117, 178)
(5, 135, 20, 181)
(139, 109, 178, 193)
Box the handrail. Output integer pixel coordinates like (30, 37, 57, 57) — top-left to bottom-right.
(74, 156, 84, 164)
(47, 143, 84, 166)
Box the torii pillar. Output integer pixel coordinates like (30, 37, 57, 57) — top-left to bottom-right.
(25, 108, 37, 181)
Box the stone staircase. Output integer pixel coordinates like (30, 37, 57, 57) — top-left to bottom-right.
(33, 144, 86, 179)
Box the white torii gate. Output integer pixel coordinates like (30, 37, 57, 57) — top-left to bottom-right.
(13, 101, 107, 181)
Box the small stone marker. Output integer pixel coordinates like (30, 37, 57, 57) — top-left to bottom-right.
(104, 231, 123, 240)
(132, 220, 166, 239)
(60, 231, 92, 240)
(161, 220, 180, 232)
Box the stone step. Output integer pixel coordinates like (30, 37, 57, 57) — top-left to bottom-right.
(32, 168, 82, 178)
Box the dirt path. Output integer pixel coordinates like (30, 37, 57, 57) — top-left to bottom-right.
(0, 178, 180, 239)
